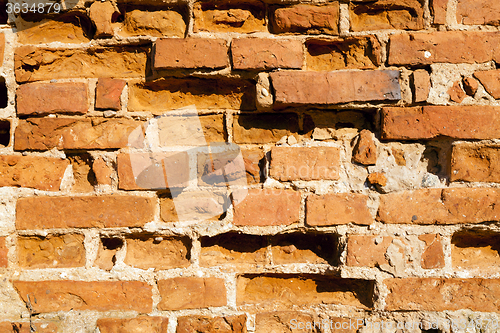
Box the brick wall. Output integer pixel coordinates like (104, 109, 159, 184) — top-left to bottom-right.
(1, 0, 500, 332)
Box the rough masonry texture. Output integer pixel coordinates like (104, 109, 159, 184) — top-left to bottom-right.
(1, 0, 500, 332)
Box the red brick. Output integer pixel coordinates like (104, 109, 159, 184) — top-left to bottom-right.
(377, 188, 500, 224)
(306, 193, 372, 226)
(270, 147, 340, 181)
(388, 31, 500, 65)
(0, 155, 69, 191)
(16, 196, 155, 230)
(95, 78, 126, 110)
(92, 157, 113, 185)
(271, 3, 339, 35)
(385, 278, 500, 312)
(233, 189, 301, 226)
(124, 236, 190, 270)
(237, 275, 374, 309)
(352, 129, 377, 165)
(448, 80, 466, 103)
(154, 38, 229, 69)
(157, 277, 226, 310)
(0, 237, 7, 267)
(270, 70, 400, 106)
(457, 0, 500, 25)
(451, 143, 500, 182)
(382, 106, 500, 140)
(17, 82, 88, 116)
(411, 69, 430, 102)
(13, 280, 152, 313)
(419, 234, 445, 269)
(463, 76, 479, 96)
(350, 0, 424, 31)
(117, 153, 190, 190)
(89, 1, 116, 38)
(231, 38, 303, 70)
(431, 0, 448, 24)
(177, 315, 246, 333)
(474, 69, 500, 99)
(347, 235, 403, 267)
(97, 317, 168, 333)
(14, 118, 142, 151)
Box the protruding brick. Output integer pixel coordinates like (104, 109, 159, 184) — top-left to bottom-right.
(431, 0, 448, 24)
(233, 113, 299, 144)
(124, 236, 190, 270)
(17, 82, 88, 116)
(177, 315, 246, 333)
(270, 70, 400, 106)
(378, 188, 500, 224)
(0, 155, 69, 191)
(13, 281, 152, 313)
(382, 106, 500, 140)
(242, 148, 265, 184)
(92, 157, 112, 185)
(411, 69, 430, 102)
(97, 317, 168, 333)
(367, 172, 387, 187)
(419, 234, 445, 269)
(0, 237, 7, 268)
(385, 278, 500, 312)
(306, 193, 372, 226)
(16, 196, 155, 229)
(350, 0, 424, 31)
(457, 0, 500, 25)
(352, 130, 377, 165)
(270, 147, 340, 181)
(89, 1, 116, 38)
(463, 76, 479, 96)
(448, 80, 466, 103)
(14, 118, 142, 151)
(474, 69, 500, 99)
(388, 31, 500, 65)
(95, 78, 126, 110)
(237, 275, 374, 309)
(154, 38, 229, 69)
(157, 277, 226, 310)
(231, 38, 303, 70)
(18, 234, 85, 269)
(271, 3, 339, 35)
(451, 143, 500, 182)
(233, 189, 301, 226)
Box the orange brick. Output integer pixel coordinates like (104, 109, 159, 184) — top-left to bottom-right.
(231, 38, 303, 70)
(97, 317, 168, 333)
(16, 196, 155, 230)
(157, 277, 226, 310)
(306, 193, 372, 226)
(233, 189, 301, 226)
(350, 0, 424, 31)
(346, 235, 401, 267)
(177, 315, 246, 333)
(382, 106, 500, 140)
(0, 322, 58, 333)
(13, 280, 152, 313)
(385, 278, 500, 312)
(457, 0, 500, 25)
(0, 237, 7, 268)
(474, 69, 500, 99)
(95, 78, 126, 110)
(17, 82, 88, 116)
(271, 3, 339, 35)
(270, 147, 340, 181)
(451, 143, 500, 183)
(233, 113, 299, 144)
(0, 155, 69, 191)
(124, 236, 190, 270)
(0, 33, 4, 67)
(419, 234, 445, 269)
(431, 0, 448, 24)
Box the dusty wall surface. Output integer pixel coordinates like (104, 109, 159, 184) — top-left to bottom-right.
(1, 0, 500, 332)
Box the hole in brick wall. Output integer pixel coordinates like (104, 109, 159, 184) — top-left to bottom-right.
(451, 230, 500, 270)
(0, 120, 10, 147)
(302, 111, 375, 139)
(200, 232, 267, 266)
(101, 238, 124, 250)
(421, 329, 441, 333)
(0, 78, 8, 108)
(67, 152, 97, 192)
(15, 11, 94, 37)
(271, 233, 339, 266)
(95, 237, 123, 271)
(423, 147, 441, 174)
(201, 232, 267, 253)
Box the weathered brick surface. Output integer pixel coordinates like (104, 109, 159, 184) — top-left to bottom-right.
(92, 157, 112, 185)
(177, 315, 247, 333)
(200, 233, 267, 267)
(0, 33, 4, 67)
(271, 233, 338, 265)
(0, 237, 7, 267)
(378, 188, 500, 224)
(306, 193, 372, 226)
(13, 280, 152, 312)
(271, 3, 339, 35)
(382, 106, 500, 140)
(157, 277, 226, 310)
(237, 275, 374, 309)
(97, 317, 168, 333)
(0, 322, 58, 333)
(270, 147, 340, 181)
(452, 231, 500, 271)
(121, 10, 185, 37)
(388, 31, 500, 65)
(231, 38, 303, 70)
(14, 118, 142, 150)
(419, 234, 445, 269)
(95, 78, 126, 110)
(0, 155, 69, 191)
(89, 1, 115, 38)
(385, 278, 500, 312)
(16, 196, 155, 229)
(18, 234, 85, 269)
(160, 191, 227, 222)
(154, 38, 229, 69)
(474, 69, 500, 99)
(124, 236, 190, 270)
(457, 0, 500, 25)
(233, 113, 299, 144)
(233, 189, 301, 226)
(255, 312, 320, 333)
(451, 143, 500, 182)
(352, 129, 377, 165)
(411, 69, 430, 102)
(431, 0, 448, 24)
(17, 82, 88, 116)
(346, 235, 404, 267)
(271, 70, 400, 106)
